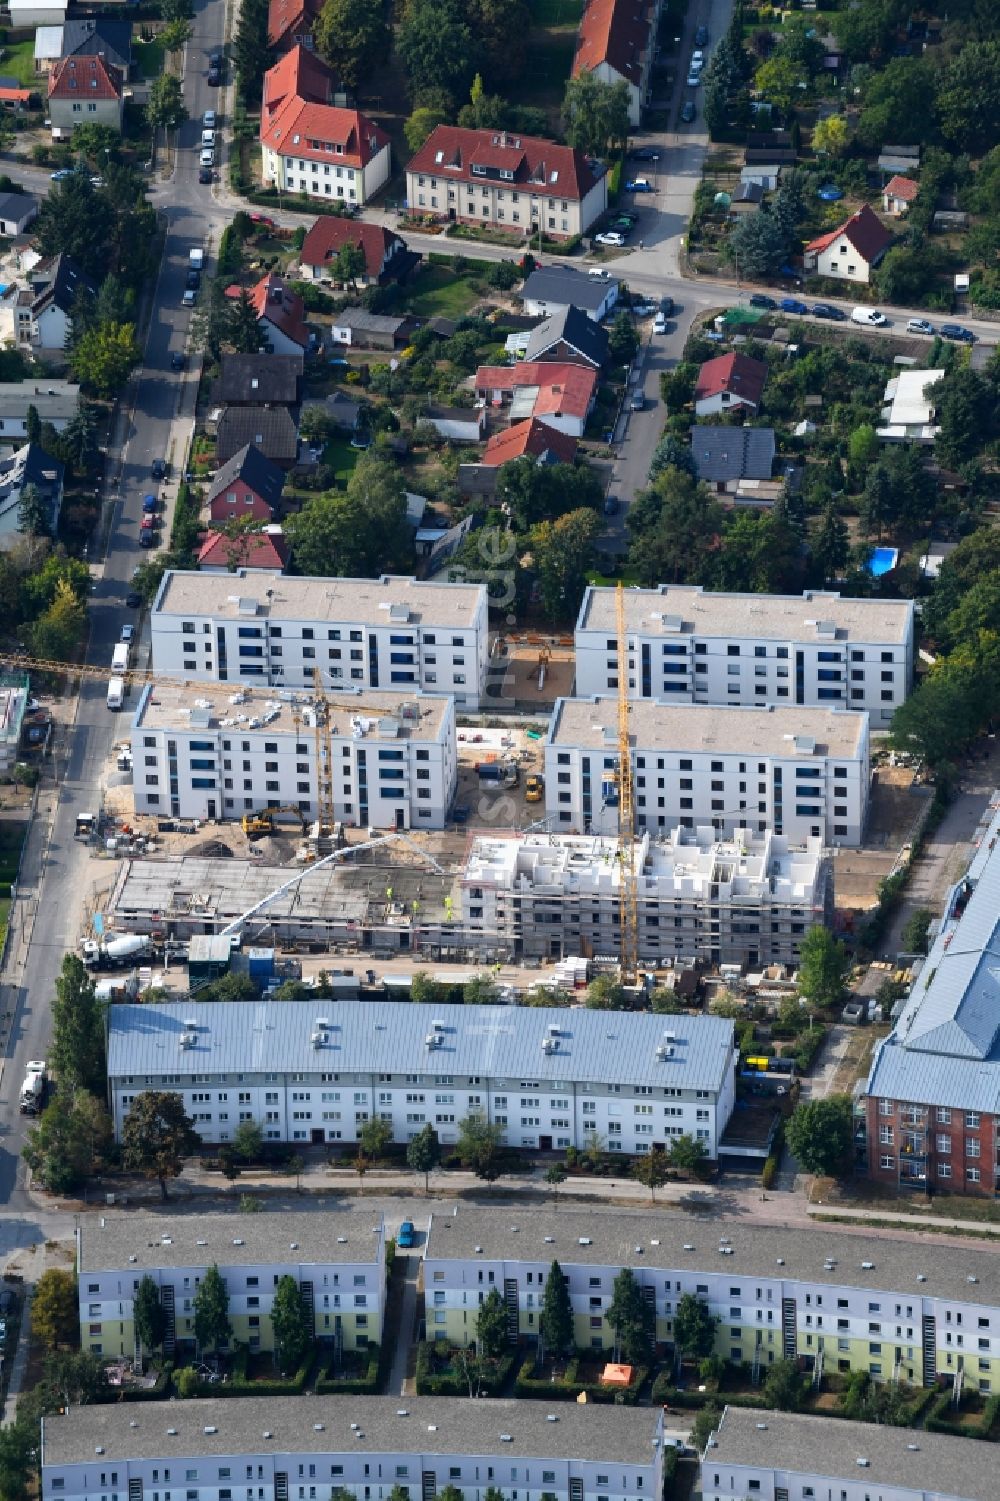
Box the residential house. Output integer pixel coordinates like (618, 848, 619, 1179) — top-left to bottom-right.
(9, 0, 65, 28)
(876, 142, 919, 177)
(232, 273, 310, 357)
(882, 174, 918, 215)
(261, 44, 346, 126)
(877, 367, 945, 444)
(33, 26, 65, 71)
(0, 78, 32, 109)
(693, 352, 767, 417)
(481, 417, 577, 468)
(215, 407, 300, 469)
(60, 17, 131, 75)
(691, 425, 775, 490)
(728, 181, 763, 216)
(320, 390, 361, 434)
(519, 304, 608, 367)
(197, 525, 289, 574)
(213, 352, 303, 407)
(267, 0, 322, 51)
(48, 54, 123, 139)
(206, 442, 285, 524)
(0, 442, 63, 546)
(475, 361, 599, 437)
(0, 380, 79, 447)
(421, 405, 485, 443)
(298, 217, 411, 285)
(572, 0, 659, 128)
(330, 307, 413, 349)
(21, 254, 96, 351)
(0, 193, 38, 236)
(405, 124, 608, 240)
(740, 163, 781, 191)
(804, 203, 892, 283)
(521, 265, 619, 321)
(260, 50, 390, 206)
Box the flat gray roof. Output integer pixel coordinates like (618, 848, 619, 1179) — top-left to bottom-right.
(42, 1395, 660, 1467)
(424, 1206, 1000, 1305)
(107, 1000, 736, 1095)
(154, 571, 485, 628)
(548, 697, 867, 761)
(108, 855, 371, 925)
(79, 1211, 382, 1273)
(708, 1407, 992, 1501)
(577, 585, 913, 645)
(134, 681, 450, 742)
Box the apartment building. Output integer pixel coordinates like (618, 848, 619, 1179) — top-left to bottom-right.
(130, 681, 457, 829)
(574, 585, 914, 725)
(545, 698, 870, 846)
(460, 827, 831, 968)
(106, 999, 738, 1156)
(423, 1207, 1000, 1391)
(77, 1211, 385, 1360)
(703, 1408, 991, 1501)
(40, 1397, 667, 1501)
(150, 570, 490, 708)
(864, 806, 1000, 1197)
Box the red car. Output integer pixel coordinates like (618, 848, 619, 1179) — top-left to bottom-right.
(251, 213, 275, 228)
(141, 514, 155, 531)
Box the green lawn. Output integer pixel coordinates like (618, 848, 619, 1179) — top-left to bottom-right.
(132, 38, 165, 80)
(529, 0, 583, 23)
(404, 265, 481, 318)
(322, 435, 361, 485)
(0, 40, 39, 88)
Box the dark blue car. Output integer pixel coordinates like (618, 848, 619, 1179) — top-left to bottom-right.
(780, 297, 807, 314)
(939, 323, 975, 343)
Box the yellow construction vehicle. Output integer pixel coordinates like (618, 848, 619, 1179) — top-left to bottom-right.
(241, 805, 308, 837)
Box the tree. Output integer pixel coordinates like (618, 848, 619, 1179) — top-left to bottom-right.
(456, 1115, 506, 1181)
(359, 1116, 392, 1160)
(335, 242, 366, 285)
(23, 1090, 111, 1194)
(936, 40, 1000, 152)
(315, 0, 387, 88)
(631, 1145, 669, 1201)
(649, 433, 697, 480)
(811, 114, 849, 156)
(160, 17, 193, 51)
(25, 404, 41, 446)
(786, 1094, 854, 1177)
(271, 1274, 312, 1371)
(32, 1269, 78, 1350)
(848, 423, 878, 470)
(34, 171, 114, 278)
(30, 575, 86, 661)
(61, 402, 98, 474)
(857, 56, 936, 148)
(529, 508, 602, 622)
(398, 0, 477, 108)
(763, 1357, 804, 1410)
(797, 926, 849, 1009)
(285, 454, 410, 578)
(194, 1264, 232, 1354)
(134, 1275, 167, 1355)
(17, 483, 49, 539)
(725, 210, 788, 278)
(146, 73, 188, 134)
(901, 907, 932, 955)
(890, 668, 985, 768)
(585, 974, 627, 1010)
(668, 1134, 709, 1178)
(753, 53, 808, 112)
(476, 1286, 509, 1357)
(233, 1119, 264, 1163)
(121, 1091, 200, 1199)
(608, 310, 639, 366)
(628, 469, 725, 587)
(406, 1123, 441, 1191)
(540, 1259, 573, 1356)
(457, 73, 507, 131)
(68, 321, 140, 397)
(227, 288, 267, 355)
(463, 974, 498, 1005)
(812, 502, 849, 584)
(607, 1266, 654, 1364)
(234, 0, 270, 103)
(404, 104, 450, 154)
(673, 1292, 717, 1361)
(50, 953, 105, 1095)
(562, 71, 629, 157)
(932, 368, 998, 469)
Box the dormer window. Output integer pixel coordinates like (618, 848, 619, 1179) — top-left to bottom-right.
(500, 169, 514, 181)
(471, 163, 487, 176)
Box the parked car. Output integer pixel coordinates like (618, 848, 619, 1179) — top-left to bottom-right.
(629, 391, 644, 411)
(203, 109, 217, 128)
(139, 530, 156, 548)
(50, 168, 74, 181)
(199, 148, 215, 168)
(680, 100, 696, 123)
(660, 295, 675, 316)
(608, 219, 634, 236)
(780, 297, 807, 314)
(851, 306, 888, 326)
(690, 50, 704, 67)
(940, 322, 975, 342)
(594, 231, 625, 246)
(602, 496, 619, 516)
(906, 318, 935, 335)
(811, 302, 845, 320)
(142, 494, 158, 513)
(397, 1220, 415, 1249)
(653, 312, 667, 333)
(198, 167, 214, 184)
(631, 302, 656, 317)
(152, 459, 169, 482)
(126, 590, 142, 608)
(201, 129, 216, 149)
(686, 72, 702, 87)
(625, 178, 654, 193)
(141, 515, 155, 531)
(695, 24, 709, 44)
(170, 352, 185, 370)
(186, 269, 201, 290)
(749, 293, 776, 309)
(614, 211, 638, 226)
(183, 288, 197, 306)
(120, 624, 134, 643)
(630, 146, 658, 160)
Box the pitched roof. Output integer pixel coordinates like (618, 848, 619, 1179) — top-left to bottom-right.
(406, 125, 603, 203)
(694, 352, 768, 407)
(0, 86, 31, 103)
(206, 443, 286, 510)
(0, 191, 37, 223)
(521, 266, 618, 312)
(48, 53, 122, 102)
(29, 252, 96, 317)
(198, 527, 289, 571)
(213, 353, 303, 406)
(691, 426, 775, 483)
(267, 0, 321, 47)
(804, 202, 892, 262)
(261, 94, 389, 171)
(481, 417, 578, 467)
(300, 217, 404, 278)
(61, 16, 131, 70)
(216, 407, 299, 465)
(262, 43, 335, 124)
(245, 274, 309, 350)
(523, 304, 608, 366)
(475, 361, 598, 421)
(884, 173, 918, 201)
(572, 0, 652, 85)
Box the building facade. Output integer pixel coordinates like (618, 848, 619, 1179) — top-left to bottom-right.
(40, 1396, 666, 1501)
(150, 570, 490, 708)
(130, 681, 457, 829)
(106, 1000, 738, 1156)
(574, 586, 914, 725)
(460, 827, 831, 968)
(77, 1211, 385, 1359)
(423, 1206, 1000, 1392)
(544, 697, 870, 846)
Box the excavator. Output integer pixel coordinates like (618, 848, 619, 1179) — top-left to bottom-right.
(241, 804, 308, 838)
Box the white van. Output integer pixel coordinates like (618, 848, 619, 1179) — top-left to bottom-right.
(851, 306, 888, 326)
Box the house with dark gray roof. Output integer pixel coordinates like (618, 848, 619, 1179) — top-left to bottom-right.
(0, 441, 63, 545)
(0, 192, 38, 235)
(206, 443, 285, 522)
(215, 407, 299, 468)
(25, 253, 96, 351)
(213, 353, 303, 406)
(330, 307, 415, 349)
(61, 16, 131, 74)
(521, 266, 619, 321)
(522, 304, 608, 368)
(691, 425, 775, 488)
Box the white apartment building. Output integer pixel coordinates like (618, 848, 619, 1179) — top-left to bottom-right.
(460, 827, 831, 968)
(423, 1206, 1000, 1391)
(77, 1211, 385, 1360)
(574, 586, 914, 726)
(40, 1396, 667, 1501)
(150, 570, 490, 709)
(130, 681, 457, 830)
(545, 698, 870, 847)
(106, 999, 738, 1157)
(703, 1407, 991, 1501)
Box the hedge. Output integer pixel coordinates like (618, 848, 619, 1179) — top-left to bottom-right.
(183, 1348, 316, 1398)
(414, 1340, 516, 1396)
(117, 1362, 173, 1402)
(314, 1344, 381, 1395)
(515, 1355, 648, 1404)
(924, 1388, 999, 1438)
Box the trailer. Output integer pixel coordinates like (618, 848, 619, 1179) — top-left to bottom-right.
(19, 1059, 46, 1115)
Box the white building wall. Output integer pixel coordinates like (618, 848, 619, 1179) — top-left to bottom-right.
(32, 301, 71, 350)
(814, 234, 873, 283)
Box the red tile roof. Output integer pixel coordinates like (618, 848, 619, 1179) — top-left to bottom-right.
(267, 0, 321, 48)
(262, 44, 335, 125)
(481, 418, 578, 467)
(229, 273, 310, 350)
(804, 202, 893, 263)
(407, 125, 602, 203)
(572, 0, 653, 86)
(198, 527, 289, 571)
(300, 217, 403, 278)
(884, 174, 918, 202)
(49, 54, 122, 102)
(0, 87, 32, 104)
(694, 352, 767, 408)
(261, 95, 389, 171)
(475, 362, 598, 421)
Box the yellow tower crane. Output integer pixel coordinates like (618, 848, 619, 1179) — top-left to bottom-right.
(615, 582, 638, 985)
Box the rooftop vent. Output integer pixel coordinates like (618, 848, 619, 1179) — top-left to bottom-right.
(263, 1432, 273, 1440)
(856, 1459, 869, 1468)
(776, 1258, 784, 1266)
(683, 1243, 695, 1251)
(917, 1274, 926, 1282)
(861, 1261, 875, 1270)
(397, 1410, 409, 1417)
(650, 1239, 660, 1247)
(204, 1426, 217, 1435)
(546, 1414, 558, 1423)
(500, 1434, 513, 1443)
(544, 1236, 554, 1243)
(167, 1428, 177, 1436)
(968, 1275, 978, 1283)
(755, 1423, 767, 1431)
(578, 1237, 591, 1245)
(314, 1424, 325, 1432)
(95, 1447, 105, 1455)
(427, 1424, 438, 1432)
(233, 1238, 245, 1246)
(290, 1242, 299, 1250)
